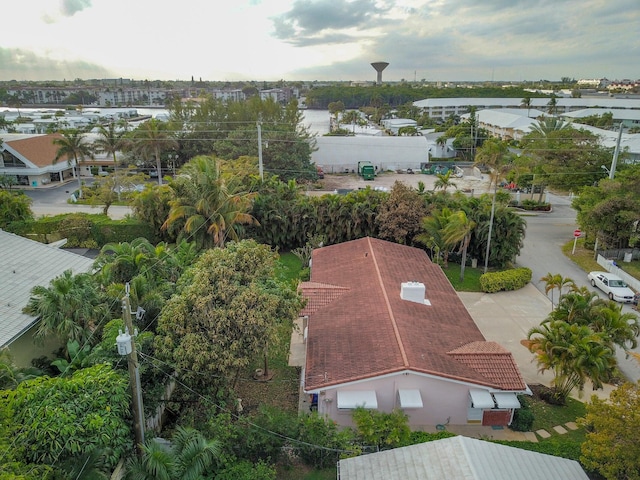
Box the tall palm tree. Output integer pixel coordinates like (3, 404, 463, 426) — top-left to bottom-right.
(521, 96, 532, 117)
(93, 121, 128, 200)
(23, 270, 105, 346)
(163, 156, 257, 249)
(128, 119, 178, 185)
(442, 210, 476, 282)
(53, 129, 94, 198)
(124, 427, 221, 480)
(415, 207, 456, 267)
(546, 94, 558, 115)
(540, 273, 575, 310)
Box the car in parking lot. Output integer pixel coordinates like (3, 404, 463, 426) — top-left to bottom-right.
(587, 271, 636, 303)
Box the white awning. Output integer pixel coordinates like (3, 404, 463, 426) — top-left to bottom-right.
(337, 390, 378, 409)
(493, 392, 521, 409)
(398, 389, 423, 408)
(469, 389, 494, 409)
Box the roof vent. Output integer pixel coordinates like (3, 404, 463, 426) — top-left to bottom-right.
(401, 282, 431, 305)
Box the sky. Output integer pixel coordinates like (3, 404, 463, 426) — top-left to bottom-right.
(1, 0, 639, 83)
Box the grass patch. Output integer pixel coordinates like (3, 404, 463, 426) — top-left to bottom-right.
(277, 252, 303, 284)
(276, 466, 336, 480)
(527, 385, 586, 434)
(561, 239, 602, 274)
(441, 263, 484, 291)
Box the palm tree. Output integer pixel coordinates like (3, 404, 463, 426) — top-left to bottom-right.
(529, 116, 571, 137)
(127, 119, 178, 185)
(521, 96, 532, 117)
(163, 156, 257, 249)
(53, 130, 94, 198)
(23, 270, 105, 346)
(527, 320, 615, 404)
(546, 94, 558, 115)
(442, 210, 476, 282)
(474, 138, 512, 272)
(540, 273, 575, 310)
(93, 121, 128, 200)
(415, 207, 456, 267)
(433, 171, 457, 192)
(124, 427, 221, 480)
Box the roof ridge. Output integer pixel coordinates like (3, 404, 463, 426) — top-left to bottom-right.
(368, 237, 409, 367)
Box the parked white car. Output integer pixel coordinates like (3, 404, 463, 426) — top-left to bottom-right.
(587, 271, 636, 303)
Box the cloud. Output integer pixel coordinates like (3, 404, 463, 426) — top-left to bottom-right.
(272, 0, 392, 42)
(60, 0, 92, 17)
(0, 47, 112, 81)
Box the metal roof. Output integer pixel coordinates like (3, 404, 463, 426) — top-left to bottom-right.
(0, 230, 94, 347)
(338, 436, 590, 480)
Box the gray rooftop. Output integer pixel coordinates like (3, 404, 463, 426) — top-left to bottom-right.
(0, 230, 94, 347)
(338, 436, 589, 480)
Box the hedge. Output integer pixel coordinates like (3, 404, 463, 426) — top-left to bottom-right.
(479, 267, 532, 293)
(6, 213, 155, 248)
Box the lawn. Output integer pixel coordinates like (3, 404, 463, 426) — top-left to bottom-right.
(441, 263, 484, 291)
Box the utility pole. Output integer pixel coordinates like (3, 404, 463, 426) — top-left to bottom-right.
(117, 284, 145, 454)
(609, 122, 623, 180)
(257, 120, 264, 182)
(484, 181, 498, 274)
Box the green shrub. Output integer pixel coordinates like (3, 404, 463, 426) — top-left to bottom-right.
(511, 408, 534, 432)
(351, 407, 411, 450)
(479, 267, 532, 293)
(296, 412, 356, 469)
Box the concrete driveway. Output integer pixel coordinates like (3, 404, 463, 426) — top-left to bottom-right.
(459, 284, 619, 401)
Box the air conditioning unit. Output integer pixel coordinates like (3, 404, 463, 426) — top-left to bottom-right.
(401, 281, 430, 305)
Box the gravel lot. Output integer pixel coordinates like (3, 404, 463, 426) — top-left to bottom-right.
(312, 168, 492, 195)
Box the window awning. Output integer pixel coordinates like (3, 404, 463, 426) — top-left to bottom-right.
(337, 390, 378, 409)
(493, 392, 521, 409)
(398, 389, 423, 408)
(469, 389, 494, 409)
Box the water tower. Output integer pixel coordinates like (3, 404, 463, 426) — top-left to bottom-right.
(371, 62, 389, 85)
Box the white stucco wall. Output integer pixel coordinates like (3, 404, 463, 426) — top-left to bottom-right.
(312, 136, 429, 173)
(313, 371, 508, 428)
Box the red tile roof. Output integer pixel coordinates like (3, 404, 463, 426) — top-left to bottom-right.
(5, 134, 69, 167)
(303, 237, 526, 391)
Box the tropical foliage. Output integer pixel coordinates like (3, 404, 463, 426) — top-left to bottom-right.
(580, 381, 640, 480)
(527, 282, 640, 404)
(0, 190, 32, 229)
(0, 364, 132, 471)
(154, 240, 303, 392)
(163, 156, 257, 248)
(53, 129, 93, 197)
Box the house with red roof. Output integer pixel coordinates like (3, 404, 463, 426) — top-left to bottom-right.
(299, 237, 529, 428)
(0, 133, 108, 188)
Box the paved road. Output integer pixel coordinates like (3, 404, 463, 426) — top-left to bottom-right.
(516, 192, 640, 382)
(23, 179, 133, 220)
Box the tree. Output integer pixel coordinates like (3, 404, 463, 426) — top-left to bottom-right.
(131, 184, 175, 243)
(527, 320, 615, 404)
(580, 381, 640, 479)
(433, 170, 457, 192)
(93, 121, 128, 200)
(540, 273, 575, 310)
(84, 168, 147, 215)
(416, 207, 456, 266)
(0, 190, 32, 229)
(127, 118, 178, 185)
(546, 94, 558, 114)
(163, 156, 257, 249)
(53, 129, 93, 198)
(124, 427, 221, 480)
(154, 240, 303, 391)
(23, 270, 106, 347)
(375, 181, 428, 245)
(521, 96, 531, 116)
(0, 364, 132, 471)
(442, 210, 476, 282)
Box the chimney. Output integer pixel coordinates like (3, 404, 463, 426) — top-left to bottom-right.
(400, 281, 431, 305)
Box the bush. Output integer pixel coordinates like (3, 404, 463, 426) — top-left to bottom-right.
(510, 408, 534, 432)
(296, 412, 356, 469)
(480, 267, 532, 293)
